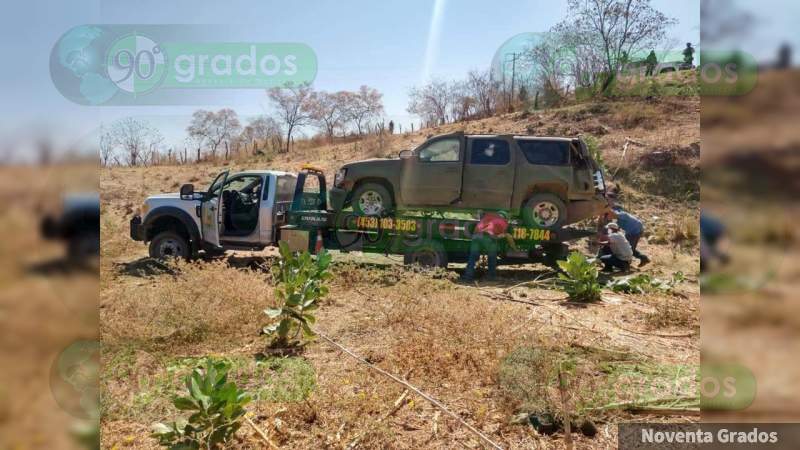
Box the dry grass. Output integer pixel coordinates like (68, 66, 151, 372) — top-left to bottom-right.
(98, 91, 701, 448)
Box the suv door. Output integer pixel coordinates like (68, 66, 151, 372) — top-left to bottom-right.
(461, 137, 515, 209)
(201, 170, 228, 247)
(400, 136, 464, 206)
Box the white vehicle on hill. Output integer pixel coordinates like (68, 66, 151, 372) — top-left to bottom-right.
(130, 170, 302, 259)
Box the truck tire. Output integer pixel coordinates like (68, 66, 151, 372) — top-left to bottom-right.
(149, 231, 190, 260)
(404, 240, 448, 269)
(522, 193, 567, 229)
(351, 182, 393, 216)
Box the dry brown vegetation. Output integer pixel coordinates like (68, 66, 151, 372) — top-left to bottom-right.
(100, 80, 699, 448)
(702, 68, 800, 421)
(0, 164, 98, 450)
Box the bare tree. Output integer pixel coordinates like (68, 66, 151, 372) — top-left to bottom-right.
(343, 86, 384, 136)
(99, 124, 114, 167)
(465, 69, 500, 118)
(448, 80, 477, 122)
(558, 0, 677, 90)
(407, 79, 451, 126)
(309, 91, 348, 141)
(242, 115, 282, 153)
(186, 109, 241, 160)
(267, 82, 314, 153)
(108, 117, 161, 166)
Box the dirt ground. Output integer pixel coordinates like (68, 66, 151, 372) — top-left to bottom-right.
(0, 164, 98, 450)
(702, 68, 800, 422)
(99, 88, 700, 449)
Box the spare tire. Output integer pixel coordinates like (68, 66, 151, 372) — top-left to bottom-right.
(522, 193, 567, 229)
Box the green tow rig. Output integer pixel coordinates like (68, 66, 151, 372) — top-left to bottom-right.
(279, 167, 597, 269)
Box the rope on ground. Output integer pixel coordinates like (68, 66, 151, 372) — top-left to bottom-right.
(316, 330, 504, 450)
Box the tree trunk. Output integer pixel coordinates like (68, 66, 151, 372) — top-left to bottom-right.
(285, 126, 293, 153)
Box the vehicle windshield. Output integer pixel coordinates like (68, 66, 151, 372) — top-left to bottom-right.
(206, 171, 229, 197)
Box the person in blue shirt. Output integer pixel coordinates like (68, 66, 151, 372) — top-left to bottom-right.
(607, 205, 650, 266)
(700, 212, 729, 272)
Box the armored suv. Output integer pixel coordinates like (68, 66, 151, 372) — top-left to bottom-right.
(330, 133, 607, 228)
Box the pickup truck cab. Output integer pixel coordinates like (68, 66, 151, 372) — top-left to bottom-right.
(130, 170, 301, 259)
(329, 133, 607, 228)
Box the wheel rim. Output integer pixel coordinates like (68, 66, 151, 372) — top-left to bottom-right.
(358, 190, 384, 215)
(532, 201, 560, 227)
(159, 238, 184, 258)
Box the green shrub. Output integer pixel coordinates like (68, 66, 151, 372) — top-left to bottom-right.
(151, 359, 251, 449)
(557, 252, 602, 302)
(263, 242, 332, 345)
(607, 272, 684, 294)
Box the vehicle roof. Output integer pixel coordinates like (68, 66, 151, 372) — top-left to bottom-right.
(234, 170, 295, 177)
(461, 134, 575, 142)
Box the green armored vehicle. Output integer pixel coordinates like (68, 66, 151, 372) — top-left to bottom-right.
(330, 132, 608, 228)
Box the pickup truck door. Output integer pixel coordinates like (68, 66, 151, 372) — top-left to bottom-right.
(201, 170, 228, 247)
(400, 135, 464, 206)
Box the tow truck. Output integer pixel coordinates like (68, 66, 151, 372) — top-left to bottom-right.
(130, 166, 600, 269)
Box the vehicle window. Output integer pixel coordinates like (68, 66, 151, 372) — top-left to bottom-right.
(206, 171, 229, 198)
(518, 140, 570, 166)
(224, 176, 262, 193)
(418, 138, 460, 162)
(275, 175, 298, 202)
(469, 139, 510, 165)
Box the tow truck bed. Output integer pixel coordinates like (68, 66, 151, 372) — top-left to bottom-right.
(277, 168, 597, 269)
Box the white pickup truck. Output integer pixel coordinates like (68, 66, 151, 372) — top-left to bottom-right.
(130, 169, 304, 259)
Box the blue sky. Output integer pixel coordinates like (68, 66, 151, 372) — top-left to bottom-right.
(0, 0, 700, 160)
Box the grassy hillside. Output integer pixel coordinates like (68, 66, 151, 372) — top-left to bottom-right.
(100, 77, 699, 448)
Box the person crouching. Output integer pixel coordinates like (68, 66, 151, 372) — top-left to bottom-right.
(597, 222, 633, 272)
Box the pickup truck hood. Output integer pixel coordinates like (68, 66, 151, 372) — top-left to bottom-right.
(343, 158, 401, 170)
(144, 193, 201, 221)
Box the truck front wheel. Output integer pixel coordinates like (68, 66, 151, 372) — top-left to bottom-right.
(351, 183, 393, 216)
(149, 231, 190, 260)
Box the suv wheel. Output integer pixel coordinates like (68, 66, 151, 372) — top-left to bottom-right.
(522, 193, 567, 229)
(352, 183, 393, 216)
(149, 231, 190, 260)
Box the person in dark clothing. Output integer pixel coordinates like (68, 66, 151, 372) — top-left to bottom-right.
(462, 211, 513, 281)
(645, 50, 658, 76)
(700, 212, 729, 272)
(683, 42, 695, 66)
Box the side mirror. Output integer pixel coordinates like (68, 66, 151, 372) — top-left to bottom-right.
(180, 184, 194, 199)
(399, 149, 413, 159)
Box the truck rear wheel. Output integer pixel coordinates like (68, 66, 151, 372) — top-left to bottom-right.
(352, 183, 393, 216)
(404, 240, 448, 269)
(149, 231, 190, 260)
(522, 193, 567, 229)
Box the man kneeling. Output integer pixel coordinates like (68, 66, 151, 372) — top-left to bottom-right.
(597, 222, 633, 272)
